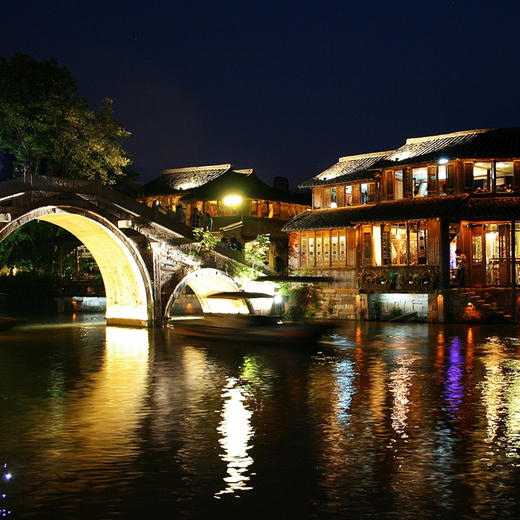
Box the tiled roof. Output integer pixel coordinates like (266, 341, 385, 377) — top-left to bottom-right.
(142, 164, 232, 196)
(299, 151, 393, 188)
(378, 128, 520, 168)
(180, 170, 311, 205)
(281, 195, 469, 230)
(282, 194, 520, 231)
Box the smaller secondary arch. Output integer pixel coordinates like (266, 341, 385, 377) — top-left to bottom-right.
(0, 206, 154, 327)
(165, 268, 251, 317)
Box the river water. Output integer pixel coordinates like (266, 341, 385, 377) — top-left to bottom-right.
(1, 316, 520, 519)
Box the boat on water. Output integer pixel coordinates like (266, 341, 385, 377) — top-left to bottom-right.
(169, 313, 336, 344)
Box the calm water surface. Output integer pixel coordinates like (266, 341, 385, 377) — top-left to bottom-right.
(1, 315, 520, 519)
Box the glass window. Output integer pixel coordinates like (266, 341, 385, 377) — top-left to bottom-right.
(438, 165, 447, 195)
(389, 224, 407, 265)
(361, 183, 375, 204)
(331, 187, 336, 203)
(395, 170, 403, 199)
(345, 185, 352, 206)
(495, 162, 514, 192)
(362, 231, 372, 265)
(472, 235, 483, 263)
(474, 162, 491, 192)
(412, 167, 428, 197)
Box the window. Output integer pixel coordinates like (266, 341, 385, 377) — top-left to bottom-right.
(438, 165, 447, 195)
(395, 170, 403, 199)
(495, 162, 514, 192)
(331, 234, 338, 264)
(409, 222, 427, 265)
(361, 183, 375, 204)
(390, 225, 408, 264)
(345, 185, 352, 206)
(474, 162, 491, 192)
(412, 167, 428, 197)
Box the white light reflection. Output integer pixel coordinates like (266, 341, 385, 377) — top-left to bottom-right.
(334, 360, 355, 424)
(389, 357, 415, 437)
(215, 377, 254, 497)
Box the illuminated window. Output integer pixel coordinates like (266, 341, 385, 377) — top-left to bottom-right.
(323, 233, 330, 265)
(331, 234, 338, 264)
(474, 162, 491, 192)
(345, 185, 352, 206)
(438, 165, 447, 195)
(361, 183, 375, 204)
(412, 168, 428, 197)
(495, 162, 514, 192)
(395, 170, 403, 199)
(409, 222, 427, 265)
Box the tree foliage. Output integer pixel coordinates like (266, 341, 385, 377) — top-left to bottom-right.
(0, 53, 131, 184)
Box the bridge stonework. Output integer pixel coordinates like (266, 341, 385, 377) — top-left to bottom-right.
(0, 175, 253, 326)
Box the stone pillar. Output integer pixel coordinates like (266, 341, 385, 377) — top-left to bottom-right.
(150, 241, 164, 326)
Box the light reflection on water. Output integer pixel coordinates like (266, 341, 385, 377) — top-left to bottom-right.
(2, 318, 520, 517)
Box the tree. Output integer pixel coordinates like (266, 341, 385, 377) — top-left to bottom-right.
(0, 53, 131, 184)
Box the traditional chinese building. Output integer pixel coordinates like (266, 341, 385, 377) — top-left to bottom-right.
(141, 164, 310, 271)
(282, 128, 520, 322)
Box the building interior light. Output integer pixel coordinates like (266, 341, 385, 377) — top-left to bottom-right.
(223, 195, 243, 206)
(438, 157, 449, 165)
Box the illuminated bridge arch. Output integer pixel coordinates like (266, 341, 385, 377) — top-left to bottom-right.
(0, 206, 154, 327)
(166, 268, 251, 317)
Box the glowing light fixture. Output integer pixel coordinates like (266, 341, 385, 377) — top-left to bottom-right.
(438, 157, 449, 165)
(223, 195, 242, 206)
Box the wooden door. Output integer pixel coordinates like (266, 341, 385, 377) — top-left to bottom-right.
(498, 224, 511, 286)
(469, 225, 486, 286)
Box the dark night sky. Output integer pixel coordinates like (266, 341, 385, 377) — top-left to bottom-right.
(2, 1, 520, 187)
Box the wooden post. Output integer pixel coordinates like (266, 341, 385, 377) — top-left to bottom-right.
(440, 218, 451, 290)
(512, 220, 516, 319)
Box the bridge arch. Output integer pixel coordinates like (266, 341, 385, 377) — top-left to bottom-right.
(166, 268, 250, 317)
(0, 206, 154, 327)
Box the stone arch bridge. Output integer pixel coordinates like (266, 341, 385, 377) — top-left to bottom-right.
(0, 175, 261, 326)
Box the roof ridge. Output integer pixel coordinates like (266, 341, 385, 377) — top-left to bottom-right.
(405, 129, 493, 145)
(339, 150, 394, 161)
(233, 168, 254, 175)
(161, 164, 231, 175)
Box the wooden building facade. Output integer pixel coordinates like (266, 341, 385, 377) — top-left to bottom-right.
(283, 129, 520, 321)
(141, 164, 310, 272)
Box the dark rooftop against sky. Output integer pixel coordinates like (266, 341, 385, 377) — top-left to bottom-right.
(2, 1, 520, 187)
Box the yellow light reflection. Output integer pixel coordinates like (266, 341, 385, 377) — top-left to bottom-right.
(505, 360, 520, 456)
(481, 356, 506, 443)
(215, 378, 254, 497)
(75, 327, 150, 456)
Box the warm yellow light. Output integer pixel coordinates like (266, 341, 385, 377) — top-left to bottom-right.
(223, 195, 242, 206)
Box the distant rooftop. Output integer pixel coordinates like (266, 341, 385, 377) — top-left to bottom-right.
(299, 151, 393, 188)
(300, 128, 520, 189)
(378, 128, 520, 168)
(143, 164, 238, 195)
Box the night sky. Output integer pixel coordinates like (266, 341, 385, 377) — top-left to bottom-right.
(2, 1, 520, 188)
